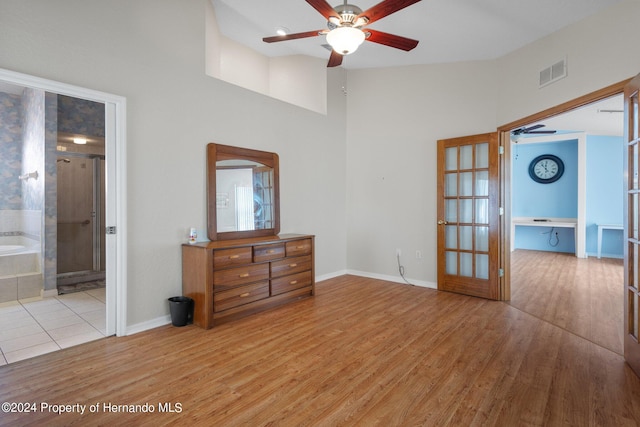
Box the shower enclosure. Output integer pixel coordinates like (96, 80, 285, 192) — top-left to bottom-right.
(56, 153, 105, 287)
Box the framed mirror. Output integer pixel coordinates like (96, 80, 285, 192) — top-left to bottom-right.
(207, 143, 280, 240)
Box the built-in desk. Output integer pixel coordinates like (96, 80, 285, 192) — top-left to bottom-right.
(511, 217, 578, 254)
(596, 224, 623, 259)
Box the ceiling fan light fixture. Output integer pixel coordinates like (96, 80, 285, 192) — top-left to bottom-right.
(326, 26, 365, 55)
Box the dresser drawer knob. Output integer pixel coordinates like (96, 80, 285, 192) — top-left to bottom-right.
(290, 280, 298, 285)
(239, 292, 250, 298)
(239, 273, 250, 278)
(289, 263, 297, 268)
(267, 249, 275, 254)
(296, 245, 304, 249)
(229, 255, 240, 259)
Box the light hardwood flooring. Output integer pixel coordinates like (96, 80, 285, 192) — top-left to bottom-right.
(1, 275, 640, 426)
(510, 249, 624, 355)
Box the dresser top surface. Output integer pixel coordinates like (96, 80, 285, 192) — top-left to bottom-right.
(183, 233, 314, 250)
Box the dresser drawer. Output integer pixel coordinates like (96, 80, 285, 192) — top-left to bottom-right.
(271, 255, 312, 278)
(214, 281, 269, 312)
(253, 243, 285, 263)
(271, 270, 312, 296)
(286, 239, 312, 257)
(213, 247, 252, 269)
(213, 263, 269, 291)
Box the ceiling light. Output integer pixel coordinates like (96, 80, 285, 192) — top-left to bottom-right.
(73, 137, 87, 145)
(326, 26, 365, 55)
(276, 27, 289, 36)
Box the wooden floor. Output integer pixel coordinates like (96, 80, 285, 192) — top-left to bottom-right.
(510, 250, 624, 355)
(2, 275, 640, 426)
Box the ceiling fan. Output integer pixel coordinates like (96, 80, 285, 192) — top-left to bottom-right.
(262, 0, 422, 67)
(511, 124, 557, 136)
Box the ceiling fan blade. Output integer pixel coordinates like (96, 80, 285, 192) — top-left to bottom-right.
(524, 124, 545, 132)
(357, 0, 422, 25)
(327, 50, 343, 67)
(263, 30, 324, 43)
(528, 130, 557, 134)
(365, 29, 419, 51)
(306, 0, 340, 20)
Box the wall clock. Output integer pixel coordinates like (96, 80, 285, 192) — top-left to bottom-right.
(528, 154, 564, 184)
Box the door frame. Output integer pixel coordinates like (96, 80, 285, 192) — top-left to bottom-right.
(0, 68, 128, 337)
(497, 79, 631, 300)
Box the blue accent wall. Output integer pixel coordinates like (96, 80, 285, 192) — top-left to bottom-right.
(513, 140, 578, 254)
(512, 136, 624, 258)
(585, 135, 624, 258)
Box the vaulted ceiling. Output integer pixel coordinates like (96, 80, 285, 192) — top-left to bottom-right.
(212, 0, 623, 69)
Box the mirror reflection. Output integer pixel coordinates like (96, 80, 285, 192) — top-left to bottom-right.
(216, 160, 275, 233)
(207, 143, 279, 241)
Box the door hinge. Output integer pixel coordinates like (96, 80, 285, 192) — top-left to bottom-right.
(498, 268, 504, 277)
(106, 226, 117, 235)
(499, 207, 504, 216)
(499, 146, 504, 155)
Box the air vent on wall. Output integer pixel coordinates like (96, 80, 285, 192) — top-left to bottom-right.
(539, 58, 567, 88)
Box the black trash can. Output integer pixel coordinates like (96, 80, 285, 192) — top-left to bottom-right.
(168, 296, 194, 327)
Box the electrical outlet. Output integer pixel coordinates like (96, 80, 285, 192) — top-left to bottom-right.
(396, 248, 401, 257)
(416, 250, 422, 259)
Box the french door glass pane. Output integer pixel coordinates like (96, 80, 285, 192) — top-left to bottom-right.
(475, 171, 489, 196)
(445, 173, 457, 196)
(460, 199, 473, 223)
(460, 172, 473, 196)
(446, 251, 457, 275)
(459, 226, 473, 250)
(634, 194, 639, 240)
(460, 253, 472, 277)
(460, 145, 473, 169)
(476, 199, 489, 224)
(445, 200, 457, 222)
(445, 147, 457, 171)
(633, 142, 639, 190)
(476, 226, 489, 251)
(476, 142, 488, 168)
(476, 254, 489, 279)
(445, 226, 457, 249)
(634, 96, 638, 140)
(629, 243, 640, 289)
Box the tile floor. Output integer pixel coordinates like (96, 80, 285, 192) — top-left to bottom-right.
(0, 288, 106, 365)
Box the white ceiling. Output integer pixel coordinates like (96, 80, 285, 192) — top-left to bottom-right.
(1, 1, 626, 137)
(212, 0, 623, 70)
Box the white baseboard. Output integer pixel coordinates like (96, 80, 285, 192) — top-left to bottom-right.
(126, 314, 171, 336)
(316, 270, 436, 289)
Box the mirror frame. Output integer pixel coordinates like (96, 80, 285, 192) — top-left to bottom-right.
(207, 143, 280, 241)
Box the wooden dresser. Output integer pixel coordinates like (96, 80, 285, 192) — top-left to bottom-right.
(182, 234, 314, 329)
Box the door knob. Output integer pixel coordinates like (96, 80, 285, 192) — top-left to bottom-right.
(437, 220, 448, 225)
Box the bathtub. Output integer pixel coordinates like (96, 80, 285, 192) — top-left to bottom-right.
(0, 235, 42, 302)
(0, 245, 30, 255)
(0, 235, 39, 255)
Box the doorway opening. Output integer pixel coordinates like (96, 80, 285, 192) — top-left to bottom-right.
(0, 68, 127, 345)
(499, 80, 629, 354)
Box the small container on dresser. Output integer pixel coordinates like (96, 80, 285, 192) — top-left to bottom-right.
(182, 234, 314, 329)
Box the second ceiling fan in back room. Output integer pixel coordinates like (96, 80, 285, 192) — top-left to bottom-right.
(263, 0, 422, 67)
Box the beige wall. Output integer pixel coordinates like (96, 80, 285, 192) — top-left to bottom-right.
(0, 0, 347, 326)
(1, 0, 639, 327)
(345, 0, 640, 284)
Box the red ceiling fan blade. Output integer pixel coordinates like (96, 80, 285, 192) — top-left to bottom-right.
(365, 29, 419, 51)
(306, 0, 340, 20)
(357, 0, 422, 25)
(263, 30, 324, 43)
(327, 50, 343, 67)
